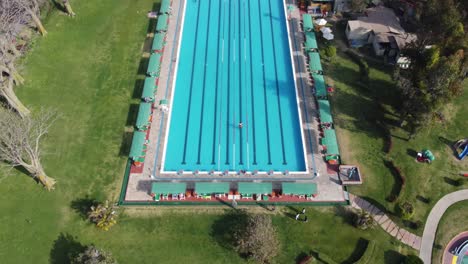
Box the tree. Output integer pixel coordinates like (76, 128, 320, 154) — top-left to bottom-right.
(398, 201, 415, 220)
(15, 0, 48, 36)
(234, 214, 279, 263)
(350, 0, 367, 13)
(72, 245, 117, 264)
(62, 0, 76, 17)
(0, 107, 57, 190)
(353, 209, 376, 230)
(88, 201, 117, 231)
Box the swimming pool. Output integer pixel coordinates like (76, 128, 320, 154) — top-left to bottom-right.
(162, 0, 306, 172)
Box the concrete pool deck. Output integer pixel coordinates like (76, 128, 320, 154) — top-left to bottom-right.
(123, 0, 345, 204)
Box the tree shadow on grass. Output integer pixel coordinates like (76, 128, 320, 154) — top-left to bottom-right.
(50, 0, 67, 13)
(342, 238, 369, 264)
(383, 250, 405, 264)
(210, 210, 249, 250)
(118, 131, 133, 157)
(49, 233, 85, 264)
(334, 205, 355, 226)
(70, 197, 98, 220)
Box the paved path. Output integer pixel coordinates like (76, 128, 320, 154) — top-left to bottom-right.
(419, 190, 468, 264)
(349, 193, 421, 250)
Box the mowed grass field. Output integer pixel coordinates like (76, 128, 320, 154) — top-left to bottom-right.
(0, 1, 416, 263)
(327, 22, 468, 235)
(432, 201, 468, 263)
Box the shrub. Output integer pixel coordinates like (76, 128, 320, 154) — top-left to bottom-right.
(323, 45, 337, 59)
(87, 201, 117, 231)
(353, 209, 376, 230)
(398, 201, 415, 220)
(72, 245, 117, 264)
(234, 214, 280, 263)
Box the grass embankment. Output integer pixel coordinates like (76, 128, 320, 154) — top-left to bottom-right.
(327, 22, 468, 235)
(0, 1, 413, 263)
(432, 201, 468, 263)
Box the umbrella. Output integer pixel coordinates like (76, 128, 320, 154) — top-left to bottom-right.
(316, 18, 327, 26)
(320, 27, 332, 34)
(323, 33, 334, 40)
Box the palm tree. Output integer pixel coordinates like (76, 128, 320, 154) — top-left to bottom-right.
(354, 209, 375, 230)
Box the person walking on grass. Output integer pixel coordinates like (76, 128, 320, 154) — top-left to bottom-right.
(301, 208, 306, 214)
(295, 213, 300, 221)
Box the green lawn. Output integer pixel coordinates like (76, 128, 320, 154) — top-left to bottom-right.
(432, 201, 468, 264)
(0, 1, 414, 263)
(327, 22, 468, 235)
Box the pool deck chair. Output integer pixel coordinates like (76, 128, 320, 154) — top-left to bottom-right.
(302, 14, 314, 32)
(151, 32, 166, 53)
(129, 131, 147, 162)
(142, 77, 157, 102)
(304, 32, 318, 51)
(156, 14, 169, 32)
(308, 52, 323, 74)
(312, 74, 327, 98)
(318, 100, 333, 124)
(159, 0, 172, 14)
(147, 53, 162, 77)
(135, 102, 153, 131)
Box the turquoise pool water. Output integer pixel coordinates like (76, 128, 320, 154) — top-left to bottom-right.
(163, 0, 306, 172)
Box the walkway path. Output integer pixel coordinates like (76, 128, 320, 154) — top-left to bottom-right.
(348, 193, 421, 250)
(419, 190, 468, 264)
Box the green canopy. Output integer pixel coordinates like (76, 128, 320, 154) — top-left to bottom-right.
(322, 129, 340, 155)
(142, 77, 157, 101)
(238, 182, 272, 195)
(302, 14, 313, 31)
(152, 33, 166, 52)
(147, 53, 161, 77)
(423, 149, 435, 161)
(305, 32, 318, 50)
(318, 100, 332, 123)
(309, 52, 322, 73)
(282, 182, 317, 195)
(313, 74, 327, 98)
(151, 182, 186, 195)
(129, 131, 147, 159)
(135, 102, 152, 131)
(159, 99, 168, 105)
(195, 182, 230, 195)
(156, 14, 168, 32)
(160, 0, 171, 14)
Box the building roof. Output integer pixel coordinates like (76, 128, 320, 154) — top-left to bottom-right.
(347, 6, 416, 49)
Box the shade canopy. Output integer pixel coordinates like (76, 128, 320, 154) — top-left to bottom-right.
(316, 18, 327, 26)
(135, 102, 152, 130)
(238, 182, 272, 195)
(282, 182, 317, 195)
(142, 77, 157, 101)
(309, 52, 323, 72)
(147, 53, 162, 77)
(305, 32, 318, 50)
(313, 74, 327, 97)
(320, 27, 332, 34)
(318, 100, 332, 123)
(152, 33, 165, 52)
(322, 129, 340, 155)
(151, 182, 186, 195)
(156, 14, 168, 32)
(302, 14, 313, 31)
(160, 0, 171, 14)
(323, 33, 334, 40)
(129, 131, 147, 159)
(195, 182, 230, 194)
